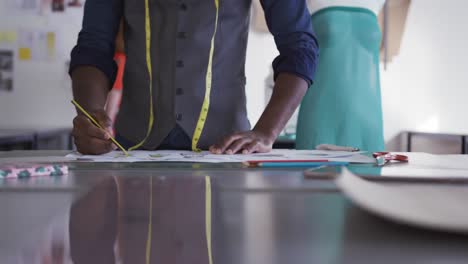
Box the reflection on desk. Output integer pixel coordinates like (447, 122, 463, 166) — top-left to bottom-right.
(1, 151, 468, 263)
(2, 171, 468, 263)
(70, 175, 212, 263)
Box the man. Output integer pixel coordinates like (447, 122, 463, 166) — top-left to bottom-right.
(70, 0, 319, 155)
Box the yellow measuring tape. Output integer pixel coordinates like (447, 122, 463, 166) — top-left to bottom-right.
(145, 177, 153, 264)
(192, 0, 220, 152)
(128, 0, 155, 151)
(128, 0, 219, 152)
(133, 0, 219, 151)
(144, 176, 212, 264)
(205, 176, 213, 264)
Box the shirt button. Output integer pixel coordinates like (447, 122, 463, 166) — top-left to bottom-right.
(177, 32, 186, 39)
(176, 88, 184, 95)
(179, 3, 187, 11)
(176, 60, 184, 68)
(176, 114, 182, 121)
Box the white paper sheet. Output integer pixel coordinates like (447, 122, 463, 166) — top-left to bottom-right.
(66, 149, 376, 163)
(336, 168, 468, 234)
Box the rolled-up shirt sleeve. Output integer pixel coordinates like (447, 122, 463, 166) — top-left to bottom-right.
(260, 0, 319, 85)
(69, 0, 123, 85)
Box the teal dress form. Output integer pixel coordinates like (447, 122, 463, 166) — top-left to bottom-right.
(296, 7, 385, 152)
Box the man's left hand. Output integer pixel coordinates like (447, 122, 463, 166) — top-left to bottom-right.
(208, 73, 308, 155)
(209, 130, 275, 154)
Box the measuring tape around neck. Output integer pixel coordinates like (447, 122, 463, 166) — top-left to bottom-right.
(191, 0, 220, 152)
(130, 0, 218, 151)
(128, 0, 155, 151)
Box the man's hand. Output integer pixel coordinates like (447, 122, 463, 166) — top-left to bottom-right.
(209, 129, 274, 154)
(209, 73, 308, 155)
(71, 66, 114, 155)
(72, 110, 116, 155)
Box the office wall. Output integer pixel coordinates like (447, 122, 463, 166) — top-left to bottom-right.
(249, 0, 468, 147)
(1, 0, 468, 149)
(381, 0, 468, 148)
(0, 4, 81, 129)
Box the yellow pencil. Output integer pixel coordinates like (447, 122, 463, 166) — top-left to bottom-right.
(71, 100, 129, 156)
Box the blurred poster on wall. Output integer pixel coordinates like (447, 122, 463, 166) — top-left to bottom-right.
(251, 0, 268, 33)
(0, 31, 17, 46)
(379, 0, 412, 63)
(4, 0, 41, 15)
(67, 0, 82, 7)
(51, 0, 65, 12)
(0, 50, 14, 92)
(18, 29, 56, 62)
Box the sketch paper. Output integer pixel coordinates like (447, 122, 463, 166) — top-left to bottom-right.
(66, 150, 376, 163)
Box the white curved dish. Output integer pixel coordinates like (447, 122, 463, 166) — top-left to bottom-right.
(336, 168, 468, 234)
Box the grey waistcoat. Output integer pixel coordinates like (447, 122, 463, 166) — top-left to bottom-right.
(115, 0, 252, 150)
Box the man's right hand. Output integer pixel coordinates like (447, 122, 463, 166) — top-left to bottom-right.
(72, 110, 116, 155)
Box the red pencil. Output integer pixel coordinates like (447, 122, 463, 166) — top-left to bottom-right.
(246, 159, 329, 165)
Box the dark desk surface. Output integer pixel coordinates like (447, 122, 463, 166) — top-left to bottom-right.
(1, 151, 468, 263)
